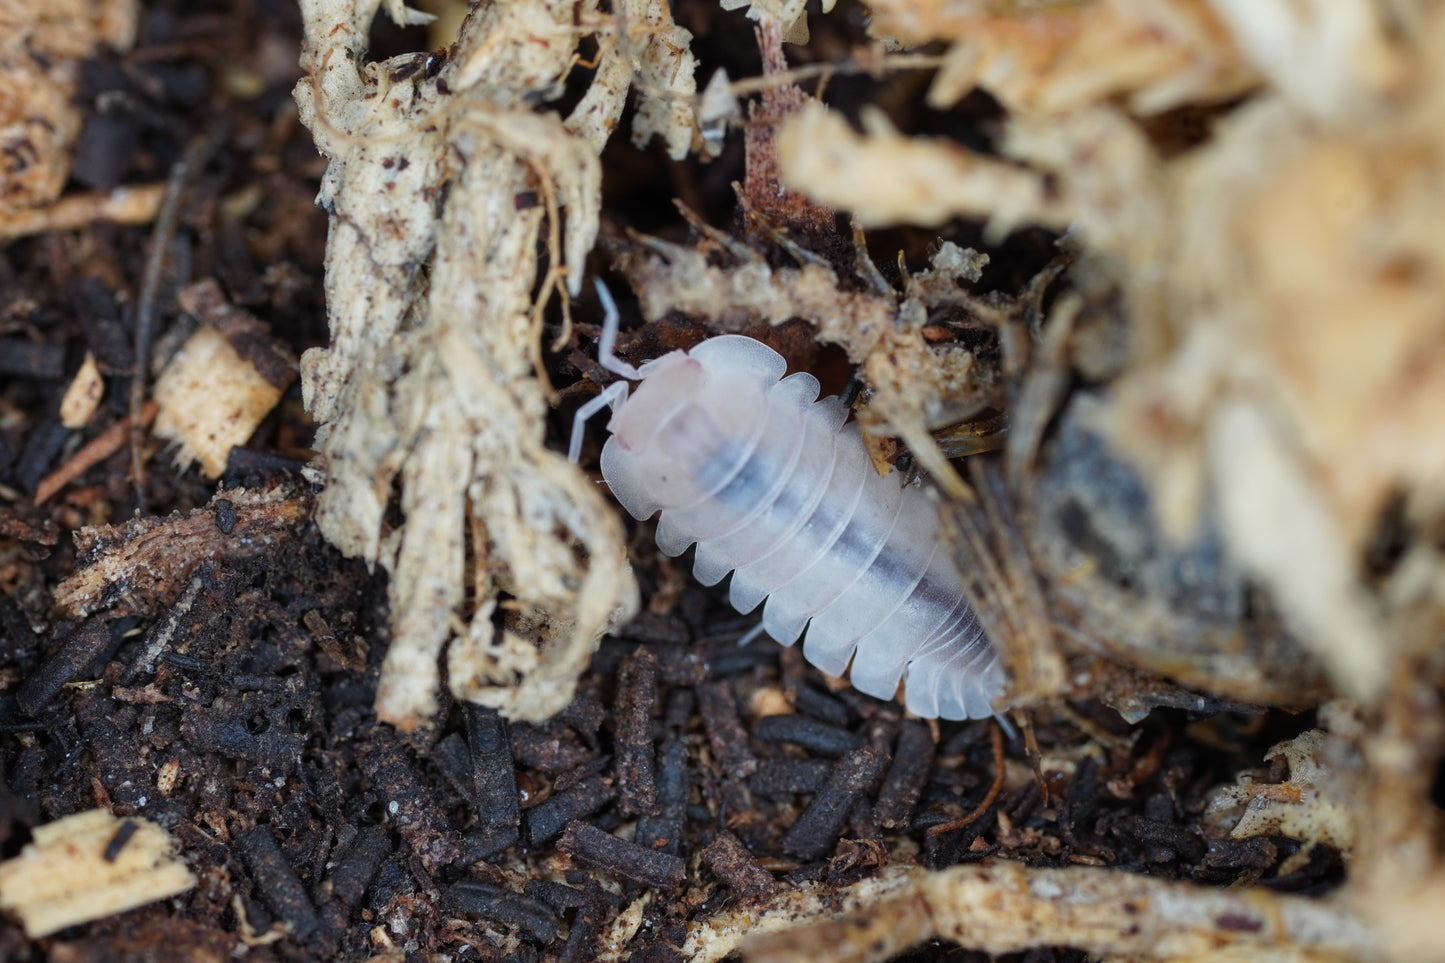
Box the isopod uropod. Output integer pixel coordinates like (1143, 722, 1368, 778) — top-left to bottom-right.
(570, 285, 1004, 720)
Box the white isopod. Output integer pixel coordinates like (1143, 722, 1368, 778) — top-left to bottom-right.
(570, 284, 1004, 720)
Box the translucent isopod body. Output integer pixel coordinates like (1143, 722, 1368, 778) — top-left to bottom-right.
(587, 331, 1003, 720)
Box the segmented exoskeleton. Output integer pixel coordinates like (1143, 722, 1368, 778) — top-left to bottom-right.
(570, 286, 1003, 719)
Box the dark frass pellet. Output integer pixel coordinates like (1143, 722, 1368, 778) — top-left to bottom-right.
(782, 747, 887, 861)
(558, 821, 685, 891)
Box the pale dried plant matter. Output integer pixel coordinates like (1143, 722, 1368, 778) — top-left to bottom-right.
(717, 861, 1370, 963)
(153, 281, 297, 478)
(0, 0, 138, 211)
(781, 0, 1444, 705)
(295, 0, 697, 727)
(777, 105, 1066, 236)
(867, 0, 1259, 116)
(0, 809, 196, 939)
(617, 235, 1006, 498)
(766, 0, 1445, 959)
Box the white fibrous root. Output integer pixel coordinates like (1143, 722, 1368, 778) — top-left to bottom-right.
(294, 0, 701, 727)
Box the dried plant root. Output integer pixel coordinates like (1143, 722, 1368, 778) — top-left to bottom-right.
(292, 0, 711, 725)
(734, 861, 1370, 963)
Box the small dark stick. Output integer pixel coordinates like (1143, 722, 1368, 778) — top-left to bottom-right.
(558, 892, 607, 963)
(754, 713, 865, 758)
(874, 719, 935, 830)
(465, 703, 520, 835)
(16, 617, 113, 715)
(751, 757, 833, 796)
(523, 879, 591, 912)
(102, 818, 139, 862)
(445, 881, 561, 943)
(614, 646, 659, 816)
(525, 774, 617, 845)
(129, 118, 232, 508)
(635, 733, 688, 855)
(323, 825, 391, 909)
(789, 684, 852, 728)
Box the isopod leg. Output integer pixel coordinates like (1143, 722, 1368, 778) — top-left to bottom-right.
(737, 621, 770, 647)
(569, 381, 629, 464)
(593, 278, 643, 380)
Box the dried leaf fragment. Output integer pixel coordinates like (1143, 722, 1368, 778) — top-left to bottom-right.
(0, 809, 196, 939)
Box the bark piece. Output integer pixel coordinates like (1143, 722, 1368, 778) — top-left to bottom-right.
(53, 485, 308, 619)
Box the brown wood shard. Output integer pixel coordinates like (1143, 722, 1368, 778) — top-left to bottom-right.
(52, 485, 309, 619)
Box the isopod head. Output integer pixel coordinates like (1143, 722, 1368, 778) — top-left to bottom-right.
(600, 337, 785, 523)
(606, 352, 703, 455)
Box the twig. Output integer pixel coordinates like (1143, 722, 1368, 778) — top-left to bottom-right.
(0, 185, 166, 242)
(129, 119, 232, 509)
(34, 403, 158, 506)
(725, 52, 946, 98)
(926, 721, 1006, 838)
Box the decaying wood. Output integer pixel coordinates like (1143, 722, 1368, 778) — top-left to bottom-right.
(152, 280, 297, 478)
(0, 809, 196, 939)
(53, 485, 309, 618)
